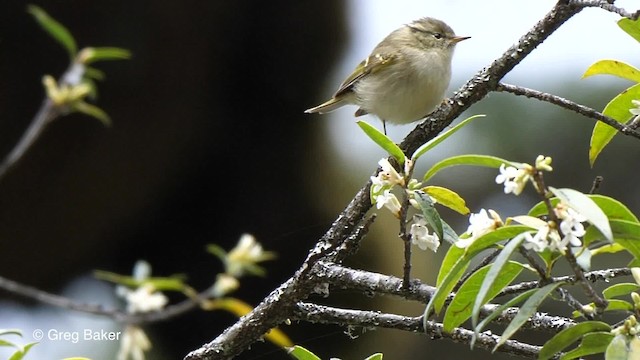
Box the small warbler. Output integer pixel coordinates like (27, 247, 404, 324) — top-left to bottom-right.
(305, 17, 469, 132)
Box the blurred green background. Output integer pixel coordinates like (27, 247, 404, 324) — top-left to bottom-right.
(0, 1, 639, 359)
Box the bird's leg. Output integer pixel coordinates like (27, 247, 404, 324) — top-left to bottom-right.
(383, 120, 387, 135)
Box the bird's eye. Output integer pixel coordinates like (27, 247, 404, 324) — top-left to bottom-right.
(433, 33, 443, 39)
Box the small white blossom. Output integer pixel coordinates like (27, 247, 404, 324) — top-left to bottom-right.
(556, 204, 587, 248)
(535, 155, 553, 172)
(210, 273, 240, 298)
(117, 325, 151, 360)
(495, 164, 530, 195)
(457, 209, 503, 248)
(522, 222, 563, 252)
(373, 189, 402, 217)
(226, 234, 276, 277)
(120, 284, 168, 314)
(410, 215, 440, 252)
(370, 158, 404, 194)
(632, 268, 640, 285)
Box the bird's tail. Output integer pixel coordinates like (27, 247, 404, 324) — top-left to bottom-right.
(304, 97, 344, 114)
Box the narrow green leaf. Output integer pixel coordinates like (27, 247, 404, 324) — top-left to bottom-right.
(79, 47, 132, 64)
(441, 220, 459, 244)
(0, 339, 19, 348)
(618, 17, 640, 43)
(473, 289, 537, 347)
(27, 5, 77, 59)
(472, 235, 528, 332)
(443, 261, 524, 333)
(73, 102, 112, 127)
(0, 330, 22, 337)
(364, 353, 383, 360)
(510, 215, 547, 229)
(603, 283, 640, 299)
(287, 345, 321, 360)
(415, 191, 443, 240)
(206, 244, 228, 262)
(591, 243, 626, 256)
(589, 82, 640, 166)
(605, 334, 629, 360)
(582, 60, 640, 82)
(437, 245, 465, 286)
(494, 282, 564, 351)
(423, 185, 469, 215)
(539, 321, 611, 360)
(550, 187, 612, 242)
(357, 120, 405, 164)
(411, 114, 485, 162)
(422, 154, 515, 182)
(560, 332, 614, 360)
(589, 195, 639, 223)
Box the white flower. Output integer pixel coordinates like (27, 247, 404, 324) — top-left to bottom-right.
(457, 209, 502, 248)
(370, 158, 404, 194)
(117, 325, 151, 360)
(119, 284, 168, 314)
(226, 234, 276, 277)
(210, 273, 240, 298)
(410, 215, 440, 252)
(556, 204, 587, 248)
(373, 189, 402, 217)
(116, 261, 168, 314)
(523, 222, 562, 252)
(495, 164, 530, 195)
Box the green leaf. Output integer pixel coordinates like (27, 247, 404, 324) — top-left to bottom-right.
(206, 244, 228, 262)
(411, 114, 485, 162)
(0, 330, 22, 337)
(471, 235, 528, 332)
(539, 321, 611, 360)
(603, 283, 640, 299)
(573, 299, 634, 317)
(73, 102, 112, 127)
(287, 345, 321, 360)
(441, 220, 459, 244)
(549, 187, 612, 242)
(79, 47, 132, 65)
(27, 5, 77, 60)
(428, 226, 533, 318)
(93, 270, 187, 291)
(8, 342, 38, 360)
(494, 282, 564, 351)
(473, 288, 537, 347)
(415, 191, 443, 240)
(605, 334, 629, 360)
(589, 82, 640, 166)
(422, 154, 515, 182)
(443, 261, 524, 333)
(608, 219, 640, 261)
(423, 185, 469, 215)
(618, 17, 640, 43)
(583, 60, 640, 82)
(357, 120, 405, 165)
(561, 332, 614, 360)
(364, 354, 383, 360)
(591, 243, 626, 256)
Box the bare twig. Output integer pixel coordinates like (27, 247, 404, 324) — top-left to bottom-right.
(495, 83, 640, 140)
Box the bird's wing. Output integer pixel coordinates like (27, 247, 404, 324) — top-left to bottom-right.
(334, 53, 397, 98)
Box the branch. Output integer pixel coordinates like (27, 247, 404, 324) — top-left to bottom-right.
(293, 303, 548, 359)
(495, 83, 640, 140)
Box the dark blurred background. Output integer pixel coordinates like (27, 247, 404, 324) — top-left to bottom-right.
(1, 1, 639, 360)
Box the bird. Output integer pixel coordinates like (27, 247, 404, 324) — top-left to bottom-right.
(305, 17, 469, 134)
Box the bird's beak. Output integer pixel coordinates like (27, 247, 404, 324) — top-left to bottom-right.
(452, 36, 471, 43)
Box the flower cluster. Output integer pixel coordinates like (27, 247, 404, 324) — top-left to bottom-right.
(116, 261, 168, 360)
(522, 202, 587, 253)
(495, 155, 552, 195)
(370, 158, 440, 252)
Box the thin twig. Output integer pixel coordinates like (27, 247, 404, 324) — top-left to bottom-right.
(495, 83, 640, 140)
